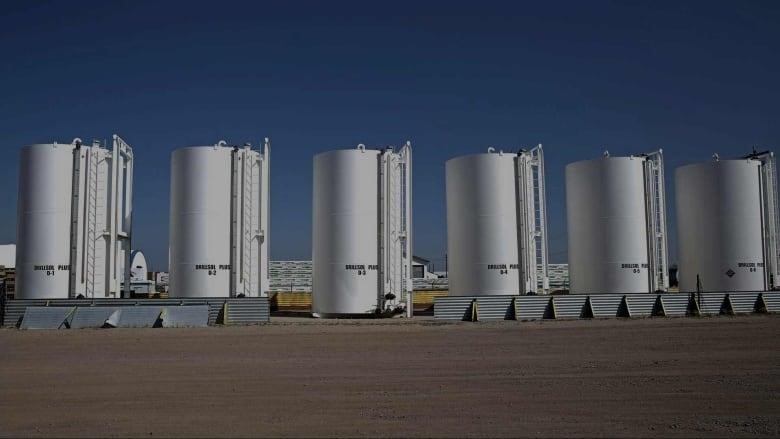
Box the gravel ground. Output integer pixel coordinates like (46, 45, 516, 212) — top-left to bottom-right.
(1, 315, 778, 438)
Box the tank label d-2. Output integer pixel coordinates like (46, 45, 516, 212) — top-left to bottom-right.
(346, 264, 378, 276)
(487, 264, 519, 275)
(195, 264, 231, 276)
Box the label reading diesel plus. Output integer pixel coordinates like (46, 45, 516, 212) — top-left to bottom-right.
(620, 263, 648, 274)
(345, 264, 378, 276)
(487, 264, 519, 275)
(195, 264, 231, 276)
(34, 264, 70, 276)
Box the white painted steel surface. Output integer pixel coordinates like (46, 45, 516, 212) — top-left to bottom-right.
(566, 156, 651, 294)
(312, 145, 412, 315)
(16, 143, 76, 299)
(675, 160, 765, 292)
(313, 149, 380, 314)
(168, 142, 269, 298)
(446, 152, 522, 296)
(0, 244, 15, 268)
(169, 146, 232, 297)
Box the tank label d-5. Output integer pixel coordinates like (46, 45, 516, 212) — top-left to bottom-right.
(620, 263, 648, 274)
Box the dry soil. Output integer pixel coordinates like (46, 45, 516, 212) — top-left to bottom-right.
(1, 315, 779, 437)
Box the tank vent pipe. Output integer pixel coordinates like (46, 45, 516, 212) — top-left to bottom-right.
(487, 147, 496, 154)
(216, 140, 228, 147)
(357, 144, 366, 152)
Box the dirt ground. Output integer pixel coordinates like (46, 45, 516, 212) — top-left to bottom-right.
(1, 315, 778, 438)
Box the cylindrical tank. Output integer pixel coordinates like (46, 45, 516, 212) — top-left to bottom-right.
(16, 143, 76, 299)
(446, 152, 522, 296)
(169, 146, 233, 297)
(312, 148, 381, 314)
(566, 156, 650, 294)
(675, 160, 765, 292)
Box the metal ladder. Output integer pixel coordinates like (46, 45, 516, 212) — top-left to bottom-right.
(84, 148, 100, 297)
(241, 150, 254, 297)
(643, 150, 669, 292)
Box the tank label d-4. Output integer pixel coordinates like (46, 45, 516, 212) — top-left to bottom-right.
(487, 264, 519, 275)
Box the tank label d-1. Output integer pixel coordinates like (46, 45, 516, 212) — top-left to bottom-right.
(34, 264, 70, 276)
(195, 264, 231, 276)
(345, 264, 378, 276)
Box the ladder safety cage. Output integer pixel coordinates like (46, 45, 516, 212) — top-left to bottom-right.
(377, 142, 413, 313)
(745, 150, 780, 289)
(229, 139, 270, 298)
(642, 149, 669, 292)
(516, 144, 550, 294)
(69, 135, 134, 299)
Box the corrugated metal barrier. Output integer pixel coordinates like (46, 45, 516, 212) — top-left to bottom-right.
(760, 292, 780, 313)
(725, 293, 760, 314)
(70, 307, 116, 329)
(658, 294, 692, 317)
(225, 298, 270, 325)
(3, 297, 269, 328)
(162, 305, 209, 328)
(19, 307, 74, 329)
(588, 295, 625, 318)
(552, 295, 590, 319)
(624, 295, 658, 317)
(473, 296, 515, 321)
(515, 296, 553, 320)
(433, 297, 474, 321)
(694, 293, 727, 316)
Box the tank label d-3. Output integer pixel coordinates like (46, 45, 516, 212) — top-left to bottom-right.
(345, 264, 378, 276)
(195, 264, 231, 276)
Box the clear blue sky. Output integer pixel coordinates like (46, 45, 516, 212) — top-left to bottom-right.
(1, 0, 778, 271)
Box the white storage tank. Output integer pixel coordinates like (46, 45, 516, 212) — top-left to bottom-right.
(312, 143, 412, 316)
(168, 140, 270, 298)
(16, 137, 134, 299)
(676, 154, 779, 292)
(16, 143, 76, 299)
(565, 151, 669, 294)
(446, 146, 549, 296)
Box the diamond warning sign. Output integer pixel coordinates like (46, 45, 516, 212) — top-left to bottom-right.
(725, 269, 735, 278)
